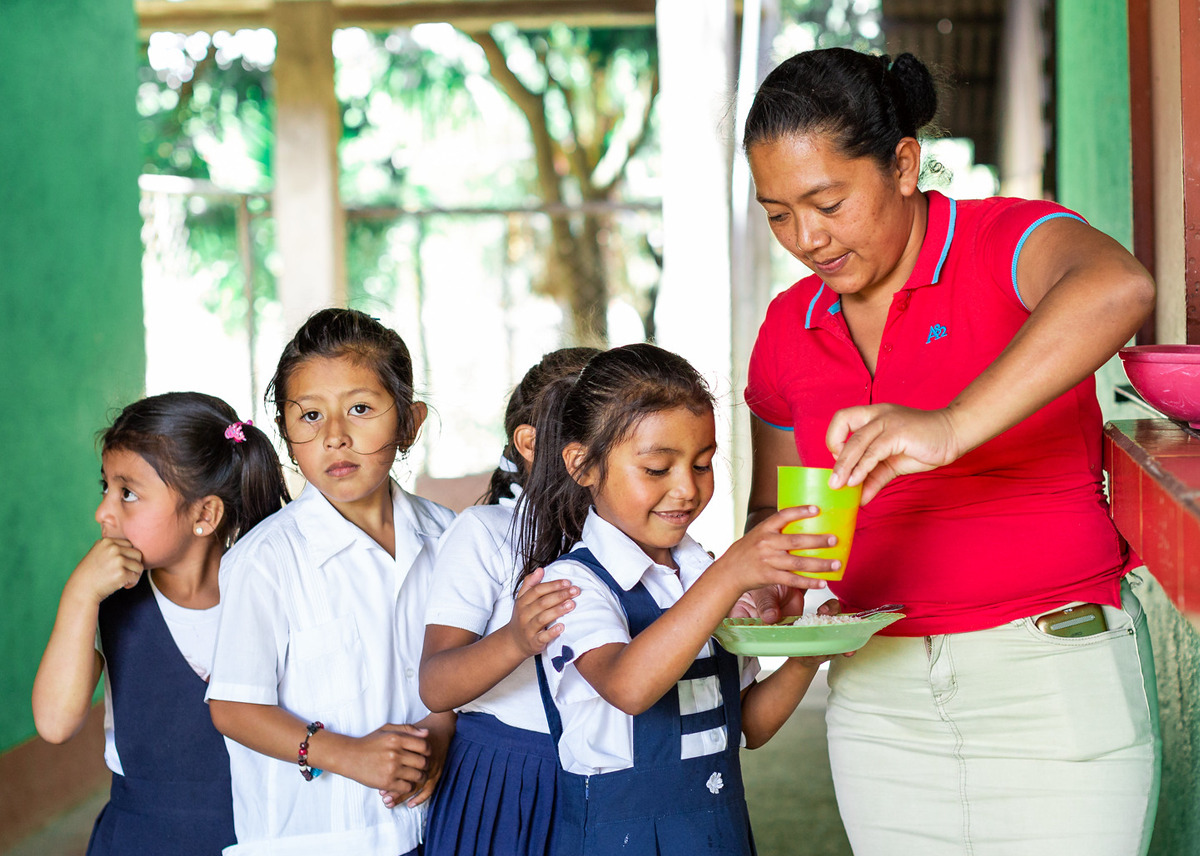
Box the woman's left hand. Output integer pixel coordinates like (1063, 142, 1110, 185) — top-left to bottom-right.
(826, 403, 965, 504)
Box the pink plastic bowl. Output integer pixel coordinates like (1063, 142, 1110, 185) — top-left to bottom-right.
(1119, 345, 1200, 428)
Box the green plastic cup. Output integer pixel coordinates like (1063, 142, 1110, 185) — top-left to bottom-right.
(777, 466, 862, 581)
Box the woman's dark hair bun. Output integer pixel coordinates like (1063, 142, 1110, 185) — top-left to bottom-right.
(888, 53, 938, 132)
(743, 47, 938, 168)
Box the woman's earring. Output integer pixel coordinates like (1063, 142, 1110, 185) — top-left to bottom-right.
(195, 527, 204, 536)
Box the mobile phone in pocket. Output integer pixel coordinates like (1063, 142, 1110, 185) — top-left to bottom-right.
(1034, 603, 1109, 638)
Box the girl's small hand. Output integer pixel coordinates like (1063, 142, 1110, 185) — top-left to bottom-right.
(826, 403, 964, 504)
(348, 724, 431, 794)
(734, 585, 807, 625)
(66, 538, 144, 604)
(722, 505, 844, 591)
(506, 567, 579, 658)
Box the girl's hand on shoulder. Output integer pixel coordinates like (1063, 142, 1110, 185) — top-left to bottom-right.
(505, 567, 579, 658)
(826, 403, 964, 504)
(67, 538, 144, 604)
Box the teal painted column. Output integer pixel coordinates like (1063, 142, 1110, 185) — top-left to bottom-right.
(1055, 0, 1132, 246)
(1060, 5, 1200, 853)
(1056, 0, 1146, 427)
(0, 1, 146, 752)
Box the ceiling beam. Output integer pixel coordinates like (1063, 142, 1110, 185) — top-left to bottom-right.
(135, 0, 656, 36)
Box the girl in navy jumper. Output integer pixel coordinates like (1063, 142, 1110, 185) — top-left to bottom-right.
(516, 343, 836, 856)
(420, 347, 598, 856)
(33, 392, 290, 856)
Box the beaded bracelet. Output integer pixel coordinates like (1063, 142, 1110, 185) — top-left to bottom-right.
(298, 721, 324, 781)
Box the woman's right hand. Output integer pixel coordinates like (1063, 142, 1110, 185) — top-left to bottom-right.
(504, 567, 579, 658)
(67, 538, 144, 604)
(825, 403, 964, 504)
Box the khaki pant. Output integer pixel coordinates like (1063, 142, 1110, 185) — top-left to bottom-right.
(827, 575, 1160, 856)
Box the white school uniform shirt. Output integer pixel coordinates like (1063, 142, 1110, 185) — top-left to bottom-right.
(98, 574, 222, 775)
(207, 481, 454, 856)
(424, 491, 550, 733)
(538, 510, 759, 776)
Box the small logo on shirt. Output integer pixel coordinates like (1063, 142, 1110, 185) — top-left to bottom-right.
(551, 645, 575, 672)
(926, 323, 948, 343)
(706, 772, 725, 794)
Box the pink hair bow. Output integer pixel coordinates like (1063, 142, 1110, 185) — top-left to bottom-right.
(224, 420, 253, 443)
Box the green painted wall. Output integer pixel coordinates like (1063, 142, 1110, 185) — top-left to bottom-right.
(0, 2, 146, 752)
(1056, 0, 1142, 426)
(1056, 0, 1133, 245)
(1058, 4, 1200, 851)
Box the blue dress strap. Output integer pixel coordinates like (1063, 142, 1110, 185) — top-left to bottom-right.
(534, 546, 756, 855)
(91, 574, 236, 856)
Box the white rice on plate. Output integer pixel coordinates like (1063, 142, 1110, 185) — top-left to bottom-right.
(789, 613, 864, 626)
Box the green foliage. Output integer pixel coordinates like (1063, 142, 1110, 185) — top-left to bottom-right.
(485, 23, 659, 196)
(138, 32, 274, 186)
(777, 0, 884, 53)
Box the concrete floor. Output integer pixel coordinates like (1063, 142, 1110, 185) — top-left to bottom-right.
(742, 668, 853, 856)
(5, 670, 850, 856)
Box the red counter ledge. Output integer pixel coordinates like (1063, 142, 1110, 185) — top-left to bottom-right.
(1104, 419, 1200, 626)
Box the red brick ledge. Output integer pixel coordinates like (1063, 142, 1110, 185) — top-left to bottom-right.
(1104, 419, 1200, 625)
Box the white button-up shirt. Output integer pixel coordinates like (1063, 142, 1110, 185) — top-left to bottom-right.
(208, 481, 453, 855)
(424, 495, 552, 732)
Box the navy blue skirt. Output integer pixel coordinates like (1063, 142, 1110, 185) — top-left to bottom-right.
(424, 712, 559, 856)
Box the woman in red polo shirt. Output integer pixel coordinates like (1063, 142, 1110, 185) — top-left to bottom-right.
(741, 48, 1159, 855)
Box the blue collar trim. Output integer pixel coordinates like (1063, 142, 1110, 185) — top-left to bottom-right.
(804, 283, 826, 329)
(931, 197, 957, 284)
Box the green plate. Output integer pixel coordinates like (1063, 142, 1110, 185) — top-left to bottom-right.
(714, 613, 905, 657)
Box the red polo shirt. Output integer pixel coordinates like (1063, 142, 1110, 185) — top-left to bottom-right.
(746, 191, 1130, 635)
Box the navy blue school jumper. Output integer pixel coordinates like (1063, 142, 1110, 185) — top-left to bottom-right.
(535, 549, 756, 856)
(423, 711, 560, 856)
(89, 574, 236, 856)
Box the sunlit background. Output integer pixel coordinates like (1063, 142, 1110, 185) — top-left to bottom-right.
(135, 4, 1002, 530)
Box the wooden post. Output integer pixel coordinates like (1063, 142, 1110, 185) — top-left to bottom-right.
(1127, 0, 1156, 344)
(730, 0, 778, 535)
(996, 0, 1047, 200)
(1181, 0, 1200, 343)
(654, 0, 736, 549)
(272, 0, 345, 333)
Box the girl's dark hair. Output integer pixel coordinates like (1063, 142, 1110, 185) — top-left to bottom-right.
(101, 392, 290, 547)
(266, 308, 421, 456)
(482, 347, 601, 505)
(516, 343, 714, 581)
(742, 48, 938, 168)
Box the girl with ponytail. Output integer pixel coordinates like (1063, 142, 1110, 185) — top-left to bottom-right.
(33, 391, 289, 855)
(420, 347, 598, 856)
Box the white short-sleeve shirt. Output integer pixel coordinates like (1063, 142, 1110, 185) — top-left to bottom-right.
(423, 495, 551, 733)
(538, 510, 759, 776)
(207, 481, 454, 856)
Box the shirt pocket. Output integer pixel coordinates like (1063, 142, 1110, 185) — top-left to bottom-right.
(287, 616, 368, 712)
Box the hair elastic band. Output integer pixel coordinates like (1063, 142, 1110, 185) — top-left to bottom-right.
(498, 453, 520, 474)
(224, 420, 253, 443)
